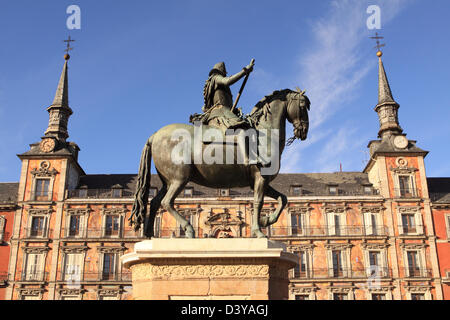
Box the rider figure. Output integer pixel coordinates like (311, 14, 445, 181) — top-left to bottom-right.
(191, 60, 254, 130)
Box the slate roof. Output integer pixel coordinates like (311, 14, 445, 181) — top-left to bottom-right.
(74, 172, 375, 198)
(0, 183, 19, 203)
(427, 178, 450, 204)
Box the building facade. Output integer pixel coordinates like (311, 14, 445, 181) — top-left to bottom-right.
(0, 50, 449, 300)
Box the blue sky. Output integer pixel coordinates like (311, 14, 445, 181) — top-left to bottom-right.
(0, 0, 449, 182)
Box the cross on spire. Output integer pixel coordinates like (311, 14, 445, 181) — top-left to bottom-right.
(63, 36, 75, 59)
(370, 32, 385, 57)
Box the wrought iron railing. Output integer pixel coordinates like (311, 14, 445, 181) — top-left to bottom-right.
(60, 228, 144, 239)
(68, 189, 134, 199)
(289, 267, 392, 280)
(28, 192, 52, 202)
(394, 188, 419, 198)
(56, 271, 131, 282)
(21, 228, 53, 239)
(400, 267, 432, 278)
(0, 232, 10, 242)
(399, 225, 424, 235)
(17, 270, 49, 282)
(263, 226, 389, 237)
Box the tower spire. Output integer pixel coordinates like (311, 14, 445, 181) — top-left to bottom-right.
(370, 34, 403, 140)
(44, 38, 74, 142)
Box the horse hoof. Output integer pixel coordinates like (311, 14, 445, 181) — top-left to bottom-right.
(259, 216, 269, 228)
(185, 225, 195, 238)
(251, 229, 267, 238)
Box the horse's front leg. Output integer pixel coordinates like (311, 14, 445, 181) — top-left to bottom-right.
(260, 185, 287, 227)
(251, 173, 268, 238)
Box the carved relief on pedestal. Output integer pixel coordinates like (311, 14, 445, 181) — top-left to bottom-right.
(204, 208, 245, 238)
(130, 262, 270, 281)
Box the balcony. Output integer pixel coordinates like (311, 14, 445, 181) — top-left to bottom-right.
(399, 225, 424, 236)
(22, 228, 53, 239)
(56, 271, 131, 283)
(60, 228, 144, 239)
(28, 192, 52, 202)
(443, 269, 450, 283)
(17, 270, 49, 282)
(264, 226, 389, 238)
(68, 189, 134, 199)
(400, 267, 432, 278)
(289, 267, 392, 280)
(0, 272, 8, 286)
(394, 188, 419, 199)
(0, 232, 10, 243)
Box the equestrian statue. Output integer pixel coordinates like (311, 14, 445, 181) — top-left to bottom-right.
(129, 59, 311, 238)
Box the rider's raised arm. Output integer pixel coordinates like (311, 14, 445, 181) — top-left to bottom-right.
(217, 66, 251, 86)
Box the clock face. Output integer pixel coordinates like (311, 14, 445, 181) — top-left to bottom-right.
(393, 135, 408, 149)
(40, 138, 56, 153)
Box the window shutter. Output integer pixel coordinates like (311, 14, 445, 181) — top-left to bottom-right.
(364, 212, 373, 236)
(0, 216, 5, 241)
(328, 214, 336, 236)
(415, 213, 424, 235)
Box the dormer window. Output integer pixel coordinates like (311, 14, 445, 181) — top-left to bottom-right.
(219, 189, 230, 197)
(290, 185, 302, 196)
(78, 186, 88, 198)
(184, 187, 193, 197)
(363, 184, 373, 195)
(111, 185, 123, 198)
(328, 184, 338, 195)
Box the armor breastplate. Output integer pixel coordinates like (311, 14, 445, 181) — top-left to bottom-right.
(213, 86, 233, 109)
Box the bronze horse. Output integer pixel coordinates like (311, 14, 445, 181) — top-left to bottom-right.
(130, 89, 310, 238)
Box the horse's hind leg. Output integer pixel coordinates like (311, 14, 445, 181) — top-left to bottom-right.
(251, 171, 268, 238)
(160, 180, 195, 238)
(261, 185, 287, 227)
(144, 182, 167, 238)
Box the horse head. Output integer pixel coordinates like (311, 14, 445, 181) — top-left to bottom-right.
(286, 87, 310, 142)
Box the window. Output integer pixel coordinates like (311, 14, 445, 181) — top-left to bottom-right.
(293, 251, 307, 278)
(21, 295, 40, 300)
(63, 253, 83, 282)
(446, 215, 450, 239)
(291, 185, 302, 196)
(411, 293, 425, 300)
(219, 189, 230, 197)
(102, 253, 117, 280)
(407, 251, 421, 277)
(154, 215, 161, 237)
(291, 213, 304, 235)
(328, 186, 338, 195)
(327, 212, 345, 236)
(35, 178, 50, 201)
(372, 293, 386, 300)
(24, 253, 44, 281)
(68, 215, 82, 237)
(364, 186, 373, 195)
(105, 215, 120, 237)
(112, 188, 122, 198)
(401, 214, 416, 234)
(30, 216, 46, 237)
(295, 295, 309, 300)
(333, 293, 348, 300)
(184, 187, 193, 197)
(100, 295, 118, 300)
(332, 251, 344, 277)
(398, 175, 415, 197)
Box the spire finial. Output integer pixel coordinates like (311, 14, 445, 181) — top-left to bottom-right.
(63, 36, 75, 60)
(370, 32, 385, 57)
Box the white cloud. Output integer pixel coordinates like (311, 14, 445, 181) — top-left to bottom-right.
(282, 0, 412, 173)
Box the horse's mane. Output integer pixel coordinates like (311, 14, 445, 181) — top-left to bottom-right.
(246, 89, 293, 125)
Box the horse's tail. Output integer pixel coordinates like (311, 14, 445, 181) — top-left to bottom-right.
(130, 136, 153, 230)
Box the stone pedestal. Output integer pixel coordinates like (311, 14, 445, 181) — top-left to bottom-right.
(121, 238, 297, 300)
